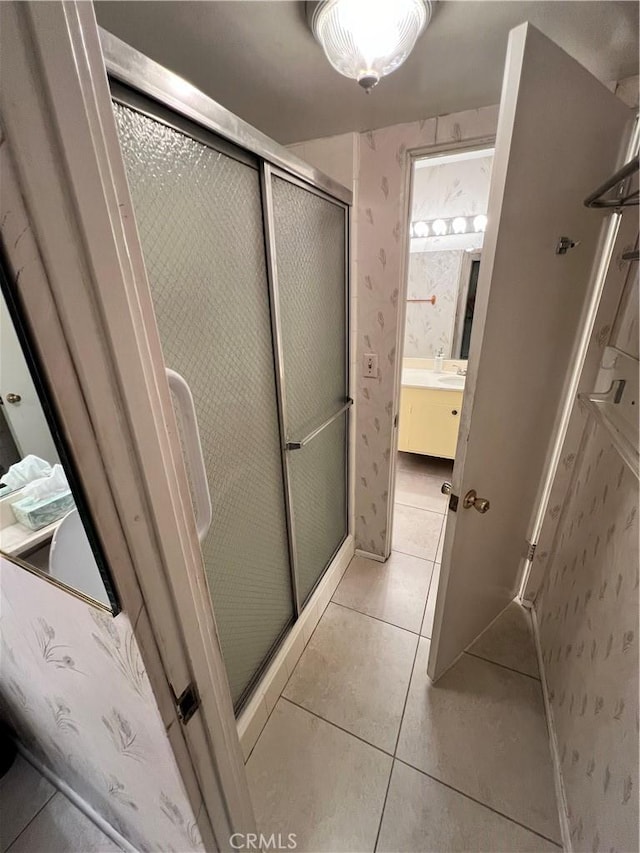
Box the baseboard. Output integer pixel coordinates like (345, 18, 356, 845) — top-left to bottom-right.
(354, 548, 386, 563)
(237, 534, 355, 760)
(15, 741, 138, 853)
(530, 604, 572, 852)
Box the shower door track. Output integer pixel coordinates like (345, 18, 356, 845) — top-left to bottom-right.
(99, 28, 352, 207)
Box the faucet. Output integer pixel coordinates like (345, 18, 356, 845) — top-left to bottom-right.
(456, 366, 467, 376)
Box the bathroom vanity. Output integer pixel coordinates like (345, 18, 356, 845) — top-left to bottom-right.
(398, 360, 466, 459)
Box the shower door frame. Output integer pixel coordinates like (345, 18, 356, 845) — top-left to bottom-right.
(103, 30, 353, 704)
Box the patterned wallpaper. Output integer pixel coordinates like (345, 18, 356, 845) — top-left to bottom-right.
(536, 420, 638, 853)
(404, 250, 463, 358)
(411, 151, 493, 222)
(0, 556, 203, 853)
(525, 76, 639, 598)
(355, 106, 499, 555)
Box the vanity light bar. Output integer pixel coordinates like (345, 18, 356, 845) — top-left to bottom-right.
(410, 214, 487, 238)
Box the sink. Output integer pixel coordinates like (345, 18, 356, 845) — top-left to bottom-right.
(438, 375, 465, 388)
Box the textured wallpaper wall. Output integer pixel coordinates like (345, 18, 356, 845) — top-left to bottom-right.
(0, 557, 202, 852)
(525, 75, 639, 598)
(536, 420, 638, 853)
(355, 106, 498, 555)
(404, 250, 463, 358)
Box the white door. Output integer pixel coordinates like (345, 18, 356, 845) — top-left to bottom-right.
(428, 23, 633, 680)
(0, 295, 60, 465)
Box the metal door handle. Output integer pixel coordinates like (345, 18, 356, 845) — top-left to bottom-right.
(463, 489, 490, 513)
(5, 393, 21, 404)
(286, 398, 353, 450)
(166, 369, 212, 544)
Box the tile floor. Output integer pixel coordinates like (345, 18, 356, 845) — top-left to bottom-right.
(0, 754, 121, 853)
(247, 453, 562, 852)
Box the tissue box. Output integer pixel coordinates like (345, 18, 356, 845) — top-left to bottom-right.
(11, 490, 75, 531)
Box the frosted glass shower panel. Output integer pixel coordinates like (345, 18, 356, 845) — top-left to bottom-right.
(271, 175, 349, 603)
(113, 102, 294, 707)
(288, 412, 348, 604)
(271, 177, 347, 436)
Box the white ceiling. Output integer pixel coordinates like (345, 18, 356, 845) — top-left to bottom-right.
(95, 1, 639, 144)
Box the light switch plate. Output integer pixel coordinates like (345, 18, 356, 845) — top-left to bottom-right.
(363, 353, 378, 378)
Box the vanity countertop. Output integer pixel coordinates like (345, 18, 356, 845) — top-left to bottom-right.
(0, 519, 58, 558)
(402, 367, 466, 391)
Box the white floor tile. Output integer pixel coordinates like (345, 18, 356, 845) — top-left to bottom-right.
(6, 792, 121, 853)
(0, 755, 55, 852)
(420, 562, 441, 639)
(333, 552, 433, 633)
(378, 760, 560, 852)
(397, 639, 561, 842)
(392, 504, 443, 561)
(469, 601, 539, 678)
(284, 603, 417, 752)
(247, 699, 392, 853)
(395, 469, 448, 513)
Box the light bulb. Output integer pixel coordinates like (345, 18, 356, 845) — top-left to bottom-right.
(432, 219, 447, 236)
(473, 214, 488, 233)
(413, 220, 430, 237)
(452, 217, 467, 234)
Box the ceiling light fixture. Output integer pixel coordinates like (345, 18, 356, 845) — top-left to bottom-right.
(308, 0, 433, 93)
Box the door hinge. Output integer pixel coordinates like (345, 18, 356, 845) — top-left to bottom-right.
(526, 541, 537, 561)
(174, 682, 200, 724)
(449, 493, 459, 512)
(393, 413, 398, 428)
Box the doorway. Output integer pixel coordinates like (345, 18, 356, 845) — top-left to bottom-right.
(393, 145, 494, 634)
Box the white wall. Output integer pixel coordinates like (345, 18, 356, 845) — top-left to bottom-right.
(288, 132, 358, 191)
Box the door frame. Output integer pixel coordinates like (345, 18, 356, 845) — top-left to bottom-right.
(452, 251, 482, 359)
(0, 1, 256, 845)
(387, 138, 495, 559)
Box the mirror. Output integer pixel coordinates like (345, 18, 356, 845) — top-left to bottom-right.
(404, 146, 494, 362)
(0, 264, 117, 611)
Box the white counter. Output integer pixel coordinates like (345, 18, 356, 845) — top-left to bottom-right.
(401, 367, 466, 391)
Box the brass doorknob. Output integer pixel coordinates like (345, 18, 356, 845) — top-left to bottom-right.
(5, 393, 21, 404)
(441, 481, 452, 495)
(463, 489, 490, 513)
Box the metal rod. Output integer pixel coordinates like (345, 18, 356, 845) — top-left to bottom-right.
(584, 154, 639, 208)
(407, 296, 436, 304)
(260, 162, 301, 618)
(286, 399, 353, 450)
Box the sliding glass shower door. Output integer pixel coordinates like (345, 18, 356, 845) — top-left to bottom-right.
(111, 92, 349, 711)
(113, 101, 294, 707)
(267, 172, 349, 606)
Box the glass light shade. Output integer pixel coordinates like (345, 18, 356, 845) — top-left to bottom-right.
(311, 0, 432, 91)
